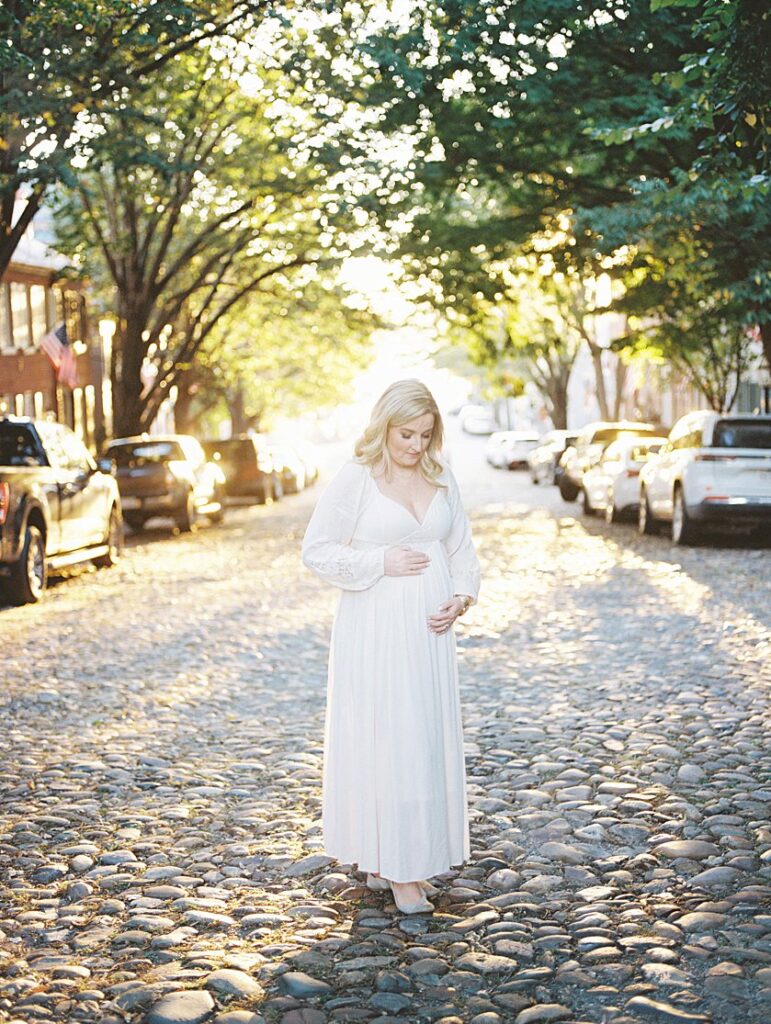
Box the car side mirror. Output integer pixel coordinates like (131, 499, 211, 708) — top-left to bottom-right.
(97, 456, 115, 474)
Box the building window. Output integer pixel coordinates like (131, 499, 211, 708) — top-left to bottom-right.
(30, 284, 48, 346)
(34, 391, 45, 418)
(10, 282, 32, 350)
(0, 284, 12, 354)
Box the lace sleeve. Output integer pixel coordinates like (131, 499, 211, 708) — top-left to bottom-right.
(302, 461, 386, 590)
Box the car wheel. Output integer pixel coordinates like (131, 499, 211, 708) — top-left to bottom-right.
(672, 485, 698, 546)
(94, 508, 123, 568)
(124, 512, 146, 533)
(177, 490, 197, 532)
(8, 524, 47, 604)
(580, 488, 594, 516)
(604, 493, 619, 524)
(638, 488, 658, 535)
(559, 478, 579, 502)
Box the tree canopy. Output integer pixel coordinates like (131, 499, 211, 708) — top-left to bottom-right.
(0, 0, 284, 278)
(316, 0, 770, 412)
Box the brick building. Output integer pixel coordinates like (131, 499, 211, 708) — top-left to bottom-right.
(0, 211, 110, 449)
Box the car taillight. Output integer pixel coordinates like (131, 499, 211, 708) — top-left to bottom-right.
(0, 482, 9, 525)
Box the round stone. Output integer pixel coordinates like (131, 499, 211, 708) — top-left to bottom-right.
(146, 990, 216, 1024)
(205, 969, 263, 999)
(277, 972, 332, 998)
(514, 1005, 573, 1023)
(653, 840, 720, 860)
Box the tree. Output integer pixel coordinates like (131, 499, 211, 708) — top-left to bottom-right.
(326, 0, 768, 401)
(0, 0, 269, 278)
(181, 275, 377, 435)
(56, 41, 353, 436)
(446, 258, 583, 430)
(590, 0, 771, 369)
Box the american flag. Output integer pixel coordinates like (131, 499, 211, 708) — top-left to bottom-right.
(39, 322, 78, 389)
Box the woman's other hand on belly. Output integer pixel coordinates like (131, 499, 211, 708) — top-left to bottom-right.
(427, 596, 466, 635)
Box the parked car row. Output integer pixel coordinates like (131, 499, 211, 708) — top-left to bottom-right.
(534, 412, 771, 545)
(486, 431, 541, 469)
(528, 430, 578, 485)
(0, 417, 319, 604)
(458, 404, 499, 435)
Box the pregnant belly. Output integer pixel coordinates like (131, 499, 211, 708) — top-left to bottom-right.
(378, 540, 452, 603)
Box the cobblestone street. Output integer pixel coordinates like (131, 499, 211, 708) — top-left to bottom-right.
(2, 450, 771, 1024)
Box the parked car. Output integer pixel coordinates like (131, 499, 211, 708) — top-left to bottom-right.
(269, 442, 306, 494)
(460, 404, 498, 435)
(528, 430, 578, 485)
(106, 434, 226, 532)
(0, 417, 122, 604)
(558, 420, 663, 501)
(292, 440, 320, 485)
(201, 437, 280, 503)
(486, 430, 540, 469)
(581, 436, 667, 522)
(639, 411, 771, 544)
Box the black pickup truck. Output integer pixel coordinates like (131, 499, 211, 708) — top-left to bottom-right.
(0, 417, 123, 604)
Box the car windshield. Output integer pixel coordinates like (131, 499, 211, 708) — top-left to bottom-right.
(630, 442, 665, 461)
(592, 426, 656, 444)
(713, 420, 771, 449)
(109, 441, 185, 465)
(207, 439, 256, 463)
(0, 423, 45, 467)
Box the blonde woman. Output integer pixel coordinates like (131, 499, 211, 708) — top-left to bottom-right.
(302, 379, 481, 914)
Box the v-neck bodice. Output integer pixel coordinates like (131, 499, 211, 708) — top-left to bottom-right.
(371, 479, 440, 527)
(350, 470, 452, 547)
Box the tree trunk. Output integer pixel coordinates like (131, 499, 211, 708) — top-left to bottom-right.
(174, 374, 197, 433)
(229, 385, 247, 435)
(759, 320, 771, 378)
(587, 341, 611, 420)
(536, 365, 570, 429)
(112, 302, 147, 437)
(613, 356, 628, 420)
(547, 387, 569, 429)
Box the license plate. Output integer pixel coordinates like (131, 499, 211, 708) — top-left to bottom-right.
(121, 496, 141, 510)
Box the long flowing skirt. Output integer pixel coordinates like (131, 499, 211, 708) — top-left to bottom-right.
(322, 539, 469, 882)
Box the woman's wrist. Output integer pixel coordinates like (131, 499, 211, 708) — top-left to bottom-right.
(454, 594, 472, 616)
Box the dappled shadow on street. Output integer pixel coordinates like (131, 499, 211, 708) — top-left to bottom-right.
(1, 497, 769, 1023)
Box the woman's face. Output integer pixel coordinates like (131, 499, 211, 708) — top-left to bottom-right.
(386, 413, 435, 469)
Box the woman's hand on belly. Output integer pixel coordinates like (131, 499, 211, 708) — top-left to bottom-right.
(384, 545, 431, 577)
(427, 596, 466, 635)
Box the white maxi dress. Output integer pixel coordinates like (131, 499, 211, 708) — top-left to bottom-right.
(302, 459, 481, 883)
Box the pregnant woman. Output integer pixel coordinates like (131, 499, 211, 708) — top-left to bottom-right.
(302, 379, 481, 914)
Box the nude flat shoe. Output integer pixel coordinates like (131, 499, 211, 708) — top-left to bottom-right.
(418, 880, 440, 897)
(366, 873, 390, 891)
(389, 881, 434, 915)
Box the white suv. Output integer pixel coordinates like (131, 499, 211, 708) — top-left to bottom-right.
(639, 411, 771, 544)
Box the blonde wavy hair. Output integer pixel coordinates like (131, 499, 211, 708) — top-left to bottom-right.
(354, 379, 445, 484)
